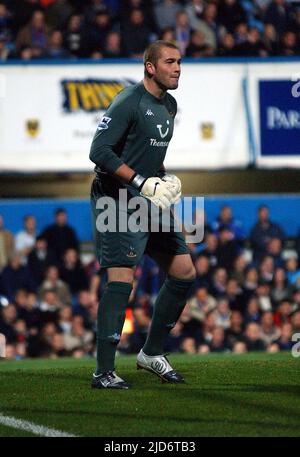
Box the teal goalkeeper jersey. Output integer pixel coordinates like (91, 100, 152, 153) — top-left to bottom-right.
(89, 81, 177, 180)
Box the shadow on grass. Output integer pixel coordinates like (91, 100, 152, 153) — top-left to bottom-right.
(2, 405, 300, 435)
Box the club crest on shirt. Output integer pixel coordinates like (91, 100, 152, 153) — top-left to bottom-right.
(126, 245, 137, 258)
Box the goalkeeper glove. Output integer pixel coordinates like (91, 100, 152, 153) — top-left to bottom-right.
(160, 173, 182, 204)
(130, 173, 177, 210)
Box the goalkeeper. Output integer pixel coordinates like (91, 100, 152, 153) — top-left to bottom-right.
(89, 40, 196, 389)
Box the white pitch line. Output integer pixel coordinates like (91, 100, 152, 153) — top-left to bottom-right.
(0, 413, 77, 437)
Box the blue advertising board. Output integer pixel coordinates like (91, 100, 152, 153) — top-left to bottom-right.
(259, 80, 300, 156)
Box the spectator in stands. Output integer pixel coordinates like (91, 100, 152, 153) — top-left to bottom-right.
(195, 2, 226, 51)
(278, 30, 298, 55)
(84, 11, 112, 56)
(48, 332, 68, 358)
(225, 310, 245, 349)
(201, 232, 218, 268)
(121, 0, 157, 35)
(264, 0, 294, 35)
(185, 0, 205, 31)
(174, 10, 190, 55)
(210, 267, 228, 297)
(12, 0, 42, 34)
(0, 303, 17, 343)
(212, 205, 245, 243)
(154, 0, 180, 31)
(200, 310, 216, 343)
(250, 205, 284, 261)
(296, 229, 300, 262)
(185, 29, 213, 57)
(234, 21, 248, 44)
(57, 305, 73, 333)
(218, 0, 247, 34)
(180, 336, 198, 354)
(63, 14, 85, 58)
(15, 215, 37, 263)
(0, 2, 12, 43)
(256, 280, 273, 312)
(244, 296, 261, 324)
(73, 290, 94, 325)
(291, 310, 300, 333)
(262, 23, 278, 55)
(63, 314, 94, 355)
(272, 322, 293, 351)
(45, 29, 70, 58)
(27, 236, 57, 287)
(31, 321, 58, 357)
(194, 255, 211, 289)
(214, 298, 231, 329)
(0, 255, 34, 301)
(259, 255, 274, 283)
(232, 253, 248, 285)
(45, 0, 74, 30)
(59, 248, 89, 296)
(218, 32, 236, 56)
(0, 215, 14, 272)
(122, 8, 151, 57)
(232, 340, 247, 353)
(41, 208, 79, 262)
(84, 0, 110, 25)
(159, 26, 176, 43)
(186, 286, 217, 323)
(286, 257, 300, 288)
(15, 290, 41, 331)
(292, 289, 300, 312)
(266, 237, 284, 267)
(0, 332, 5, 357)
(206, 326, 230, 353)
(225, 278, 244, 311)
(38, 265, 72, 305)
(14, 318, 28, 347)
(242, 267, 259, 303)
(16, 10, 49, 55)
(259, 310, 281, 346)
(270, 267, 291, 305)
(103, 30, 122, 57)
(0, 33, 11, 60)
(235, 26, 267, 56)
(38, 290, 62, 326)
(128, 305, 150, 352)
(216, 226, 240, 271)
(244, 322, 266, 351)
(273, 299, 293, 327)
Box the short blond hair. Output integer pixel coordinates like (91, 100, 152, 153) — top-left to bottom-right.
(143, 40, 180, 78)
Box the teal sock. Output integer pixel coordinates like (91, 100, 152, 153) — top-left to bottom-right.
(96, 281, 132, 375)
(143, 276, 195, 356)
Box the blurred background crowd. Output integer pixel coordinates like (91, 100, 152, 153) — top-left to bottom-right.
(1, 204, 300, 360)
(1, 0, 300, 61)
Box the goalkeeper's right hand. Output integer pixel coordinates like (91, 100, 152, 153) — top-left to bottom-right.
(129, 174, 177, 210)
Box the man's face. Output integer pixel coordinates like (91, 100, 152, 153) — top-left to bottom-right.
(259, 207, 269, 222)
(148, 47, 181, 91)
(56, 211, 67, 225)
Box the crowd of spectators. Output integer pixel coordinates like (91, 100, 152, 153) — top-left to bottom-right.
(1, 203, 300, 360)
(1, 0, 300, 61)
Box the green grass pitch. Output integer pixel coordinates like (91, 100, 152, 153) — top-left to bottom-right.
(0, 352, 300, 437)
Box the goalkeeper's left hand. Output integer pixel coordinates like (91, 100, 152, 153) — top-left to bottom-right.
(161, 174, 182, 204)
